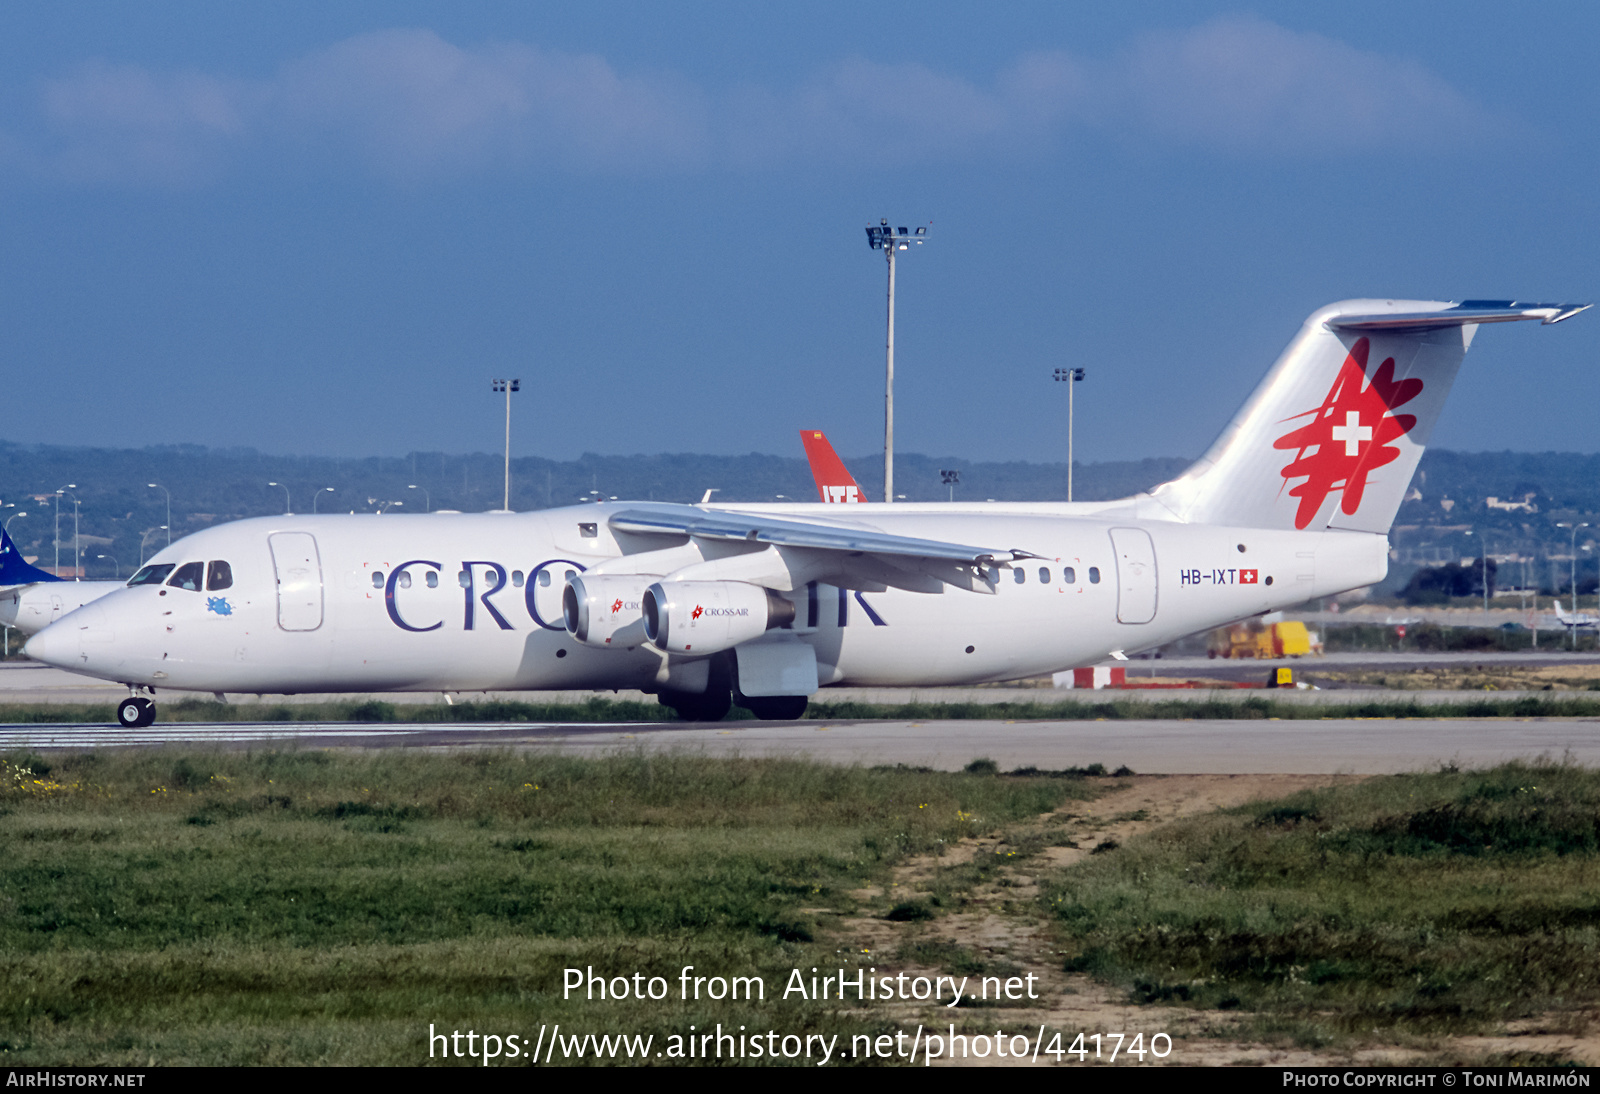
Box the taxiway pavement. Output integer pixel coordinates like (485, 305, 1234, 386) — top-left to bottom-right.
(2, 715, 1595, 775)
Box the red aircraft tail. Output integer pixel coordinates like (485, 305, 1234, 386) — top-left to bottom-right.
(799, 430, 865, 503)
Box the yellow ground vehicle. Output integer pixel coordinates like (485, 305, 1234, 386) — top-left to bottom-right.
(1207, 620, 1320, 659)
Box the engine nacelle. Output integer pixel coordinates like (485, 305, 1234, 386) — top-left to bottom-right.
(641, 580, 796, 655)
(562, 574, 658, 648)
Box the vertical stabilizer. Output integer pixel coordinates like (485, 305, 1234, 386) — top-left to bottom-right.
(1148, 300, 1588, 533)
(799, 430, 866, 503)
(0, 524, 61, 587)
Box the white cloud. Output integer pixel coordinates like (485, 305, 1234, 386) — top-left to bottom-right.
(10, 18, 1506, 186)
(274, 29, 709, 176)
(36, 61, 248, 184)
(1110, 17, 1499, 154)
(727, 57, 1014, 167)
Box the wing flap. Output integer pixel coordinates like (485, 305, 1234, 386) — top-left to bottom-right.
(609, 507, 1034, 566)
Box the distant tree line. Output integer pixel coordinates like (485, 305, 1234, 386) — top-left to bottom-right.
(4, 438, 1600, 593)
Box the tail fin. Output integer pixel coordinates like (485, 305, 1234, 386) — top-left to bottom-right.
(799, 430, 866, 503)
(0, 524, 60, 586)
(1148, 300, 1589, 532)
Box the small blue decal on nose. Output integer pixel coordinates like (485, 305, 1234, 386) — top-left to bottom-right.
(207, 597, 233, 616)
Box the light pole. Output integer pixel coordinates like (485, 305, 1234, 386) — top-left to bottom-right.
(268, 482, 291, 514)
(4, 511, 25, 534)
(492, 379, 520, 511)
(147, 484, 171, 547)
(1558, 521, 1589, 648)
(140, 526, 166, 566)
(97, 554, 120, 579)
(408, 484, 431, 512)
(865, 219, 928, 503)
(57, 487, 81, 580)
(1481, 535, 1492, 618)
(1054, 367, 1085, 501)
(1525, 556, 1537, 649)
(313, 487, 335, 513)
(71, 495, 82, 580)
(1465, 529, 1491, 619)
(52, 484, 75, 575)
(941, 469, 960, 502)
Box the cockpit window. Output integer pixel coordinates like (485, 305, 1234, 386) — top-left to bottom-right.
(127, 563, 175, 587)
(207, 561, 233, 591)
(167, 562, 204, 592)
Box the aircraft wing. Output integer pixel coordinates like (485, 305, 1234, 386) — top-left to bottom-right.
(607, 505, 1039, 594)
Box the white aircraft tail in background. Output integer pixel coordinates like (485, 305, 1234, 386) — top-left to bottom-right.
(0, 524, 124, 636)
(1551, 602, 1599, 630)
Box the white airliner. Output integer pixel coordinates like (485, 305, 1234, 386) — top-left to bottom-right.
(0, 525, 123, 637)
(23, 299, 1588, 728)
(1551, 602, 1598, 630)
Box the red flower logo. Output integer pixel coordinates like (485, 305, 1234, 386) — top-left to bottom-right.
(691, 604, 704, 620)
(1273, 337, 1422, 529)
(611, 598, 623, 613)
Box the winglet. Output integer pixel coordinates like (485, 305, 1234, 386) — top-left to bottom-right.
(0, 524, 61, 587)
(799, 430, 865, 503)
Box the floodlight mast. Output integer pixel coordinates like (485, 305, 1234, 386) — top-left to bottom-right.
(1054, 367, 1085, 501)
(492, 379, 520, 511)
(865, 220, 928, 503)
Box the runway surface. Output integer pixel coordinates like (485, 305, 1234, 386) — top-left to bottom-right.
(5, 657, 1600, 708)
(3, 715, 1596, 774)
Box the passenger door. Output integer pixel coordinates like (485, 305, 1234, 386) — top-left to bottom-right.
(1109, 527, 1158, 624)
(269, 532, 324, 631)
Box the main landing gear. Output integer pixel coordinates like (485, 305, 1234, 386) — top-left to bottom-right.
(117, 693, 157, 728)
(654, 653, 812, 722)
(736, 693, 809, 721)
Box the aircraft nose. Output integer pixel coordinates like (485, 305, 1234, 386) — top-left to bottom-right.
(25, 602, 114, 667)
(23, 619, 75, 667)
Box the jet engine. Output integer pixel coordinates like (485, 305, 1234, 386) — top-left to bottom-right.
(641, 580, 795, 655)
(562, 574, 657, 648)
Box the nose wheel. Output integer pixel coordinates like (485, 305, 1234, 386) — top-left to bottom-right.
(116, 696, 156, 728)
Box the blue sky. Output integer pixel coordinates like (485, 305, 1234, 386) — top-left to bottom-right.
(2, 2, 1597, 467)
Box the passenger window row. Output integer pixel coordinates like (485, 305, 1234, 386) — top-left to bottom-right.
(1004, 565, 1099, 585)
(371, 568, 533, 590)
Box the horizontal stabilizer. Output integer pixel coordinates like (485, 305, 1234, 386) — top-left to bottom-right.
(1329, 301, 1591, 331)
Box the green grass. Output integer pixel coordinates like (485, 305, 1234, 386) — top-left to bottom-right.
(11, 692, 1600, 727)
(0, 749, 1098, 1065)
(1043, 762, 1600, 1045)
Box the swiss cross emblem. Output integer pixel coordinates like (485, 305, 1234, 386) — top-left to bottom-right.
(1240, 569, 1258, 584)
(1273, 337, 1422, 529)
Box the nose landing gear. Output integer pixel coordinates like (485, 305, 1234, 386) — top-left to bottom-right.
(116, 695, 156, 728)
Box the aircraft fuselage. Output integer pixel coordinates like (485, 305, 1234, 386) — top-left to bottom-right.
(26, 504, 1386, 695)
